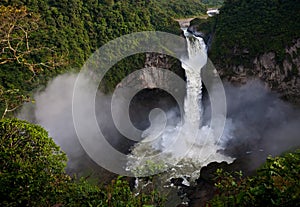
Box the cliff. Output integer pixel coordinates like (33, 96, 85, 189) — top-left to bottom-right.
(200, 0, 300, 104)
(116, 53, 185, 89)
(219, 39, 300, 103)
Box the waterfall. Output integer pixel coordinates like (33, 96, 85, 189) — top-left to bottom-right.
(126, 29, 233, 180)
(182, 29, 206, 127)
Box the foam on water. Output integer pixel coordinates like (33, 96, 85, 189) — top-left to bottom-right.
(126, 29, 233, 181)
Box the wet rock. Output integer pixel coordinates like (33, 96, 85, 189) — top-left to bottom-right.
(187, 18, 216, 49)
(171, 177, 185, 186)
(176, 204, 189, 207)
(218, 38, 300, 104)
(184, 158, 262, 207)
(187, 179, 215, 207)
(199, 161, 232, 182)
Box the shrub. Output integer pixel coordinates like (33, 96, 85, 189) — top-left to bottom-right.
(0, 119, 67, 206)
(0, 119, 165, 206)
(210, 149, 300, 206)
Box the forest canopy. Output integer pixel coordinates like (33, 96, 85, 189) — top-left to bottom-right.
(210, 0, 300, 67)
(1, 0, 300, 206)
(1, 0, 203, 117)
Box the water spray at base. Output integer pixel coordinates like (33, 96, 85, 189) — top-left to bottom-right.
(19, 31, 300, 187)
(126, 30, 233, 181)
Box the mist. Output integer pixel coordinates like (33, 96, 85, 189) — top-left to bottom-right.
(19, 74, 125, 178)
(19, 73, 300, 176)
(210, 80, 300, 171)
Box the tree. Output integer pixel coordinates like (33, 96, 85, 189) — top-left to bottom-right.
(0, 5, 68, 118)
(0, 86, 30, 119)
(0, 119, 166, 206)
(0, 6, 67, 74)
(210, 149, 300, 206)
(0, 119, 67, 206)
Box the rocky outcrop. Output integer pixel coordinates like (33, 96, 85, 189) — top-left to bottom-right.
(218, 39, 300, 104)
(117, 53, 185, 89)
(180, 155, 265, 207)
(175, 18, 195, 28)
(187, 18, 216, 49)
(144, 53, 173, 69)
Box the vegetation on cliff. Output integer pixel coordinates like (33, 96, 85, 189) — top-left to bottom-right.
(210, 0, 300, 68)
(152, 0, 206, 18)
(0, 119, 165, 207)
(210, 149, 300, 206)
(202, 0, 224, 7)
(0, 1, 201, 206)
(1, 0, 300, 206)
(0, 0, 183, 117)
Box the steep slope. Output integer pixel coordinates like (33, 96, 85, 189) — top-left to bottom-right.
(209, 0, 300, 103)
(1, 0, 203, 116)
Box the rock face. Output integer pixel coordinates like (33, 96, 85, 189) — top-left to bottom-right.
(218, 39, 300, 104)
(187, 18, 215, 49)
(175, 18, 195, 28)
(144, 53, 173, 70)
(181, 156, 262, 207)
(117, 53, 185, 89)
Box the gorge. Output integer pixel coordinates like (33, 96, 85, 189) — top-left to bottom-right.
(17, 19, 300, 206)
(1, 0, 300, 206)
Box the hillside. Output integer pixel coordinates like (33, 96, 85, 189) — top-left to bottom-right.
(1, 0, 210, 117)
(208, 0, 300, 103)
(1, 1, 300, 207)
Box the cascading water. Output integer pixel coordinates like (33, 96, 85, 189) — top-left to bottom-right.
(182, 29, 206, 128)
(126, 29, 233, 181)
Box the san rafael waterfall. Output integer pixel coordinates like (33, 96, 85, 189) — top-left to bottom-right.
(127, 28, 233, 184)
(182, 28, 205, 127)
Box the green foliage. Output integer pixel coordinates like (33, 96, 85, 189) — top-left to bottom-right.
(104, 177, 165, 207)
(131, 159, 167, 177)
(0, 86, 31, 118)
(210, 0, 300, 69)
(202, 0, 224, 7)
(209, 149, 300, 206)
(189, 17, 217, 43)
(0, 118, 67, 206)
(1, 0, 204, 115)
(190, 18, 214, 34)
(0, 5, 68, 117)
(0, 6, 67, 73)
(151, 0, 207, 18)
(0, 119, 165, 206)
(58, 176, 165, 207)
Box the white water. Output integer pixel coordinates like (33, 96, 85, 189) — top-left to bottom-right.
(127, 30, 233, 180)
(182, 31, 206, 127)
